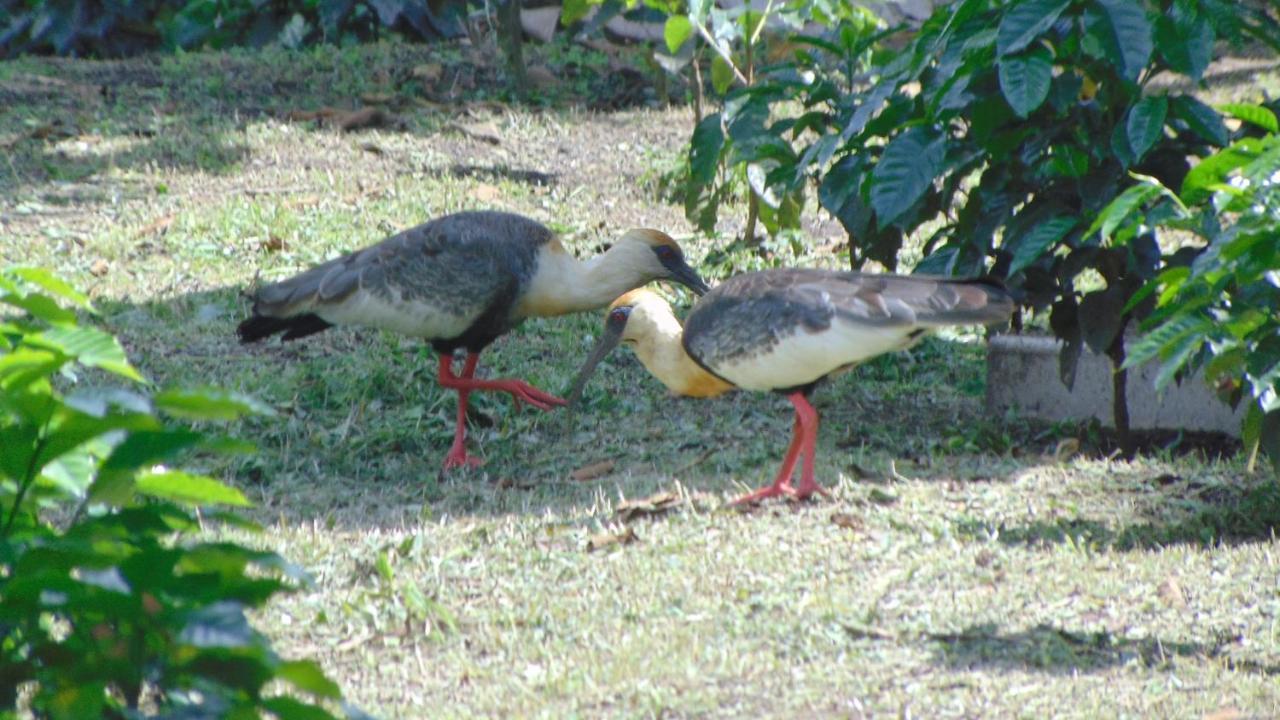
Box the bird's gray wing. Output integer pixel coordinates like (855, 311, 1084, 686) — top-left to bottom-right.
(683, 268, 1012, 370)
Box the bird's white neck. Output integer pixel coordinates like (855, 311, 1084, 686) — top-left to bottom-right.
(517, 241, 659, 317)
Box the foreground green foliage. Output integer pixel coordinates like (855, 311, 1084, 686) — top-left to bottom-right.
(0, 269, 363, 719)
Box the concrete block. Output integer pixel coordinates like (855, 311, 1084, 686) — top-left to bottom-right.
(986, 334, 1244, 437)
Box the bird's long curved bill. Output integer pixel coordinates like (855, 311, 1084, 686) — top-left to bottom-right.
(667, 258, 711, 296)
(565, 323, 625, 407)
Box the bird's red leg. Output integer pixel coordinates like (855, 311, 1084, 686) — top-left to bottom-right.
(437, 353, 484, 470)
(730, 414, 804, 506)
(789, 393, 831, 501)
(440, 352, 567, 411)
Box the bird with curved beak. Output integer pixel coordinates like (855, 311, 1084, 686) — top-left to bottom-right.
(566, 269, 1014, 504)
(238, 210, 709, 470)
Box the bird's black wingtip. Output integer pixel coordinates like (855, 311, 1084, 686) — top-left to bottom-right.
(236, 313, 333, 344)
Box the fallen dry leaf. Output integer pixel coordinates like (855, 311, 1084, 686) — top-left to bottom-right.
(412, 63, 444, 83)
(285, 107, 340, 122)
(570, 459, 615, 482)
(336, 108, 389, 132)
(616, 491, 683, 522)
(284, 107, 390, 132)
(526, 65, 558, 90)
(89, 259, 109, 277)
(1157, 576, 1188, 610)
(1203, 708, 1243, 720)
(469, 183, 502, 203)
(360, 92, 395, 106)
(830, 512, 863, 531)
(867, 488, 898, 506)
(447, 121, 501, 145)
(1054, 437, 1081, 462)
(262, 235, 287, 253)
(587, 526, 637, 552)
(134, 214, 174, 240)
(359, 141, 385, 155)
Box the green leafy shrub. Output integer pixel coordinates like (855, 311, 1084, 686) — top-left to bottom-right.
(688, 0, 1278, 450)
(1102, 109, 1280, 469)
(0, 0, 465, 58)
(0, 268, 366, 719)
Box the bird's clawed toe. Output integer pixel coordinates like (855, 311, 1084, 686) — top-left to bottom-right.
(501, 381, 567, 412)
(729, 481, 832, 506)
(729, 482, 796, 507)
(442, 450, 485, 471)
(790, 482, 832, 501)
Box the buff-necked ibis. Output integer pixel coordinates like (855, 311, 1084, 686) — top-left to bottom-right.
(238, 210, 709, 469)
(567, 268, 1013, 503)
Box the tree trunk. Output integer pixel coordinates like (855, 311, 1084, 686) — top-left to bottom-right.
(691, 52, 704, 124)
(497, 0, 526, 96)
(1106, 317, 1134, 459)
(744, 192, 760, 245)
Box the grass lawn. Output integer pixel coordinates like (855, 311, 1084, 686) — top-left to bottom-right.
(3, 38, 1279, 718)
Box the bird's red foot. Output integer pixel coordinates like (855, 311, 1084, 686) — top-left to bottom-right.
(729, 482, 795, 506)
(442, 448, 485, 471)
(488, 379, 567, 412)
(790, 481, 832, 501)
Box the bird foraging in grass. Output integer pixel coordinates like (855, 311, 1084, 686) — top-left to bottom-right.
(238, 210, 709, 470)
(566, 268, 1014, 504)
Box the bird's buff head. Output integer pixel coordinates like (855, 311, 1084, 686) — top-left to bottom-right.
(613, 229, 711, 296)
(565, 289, 675, 406)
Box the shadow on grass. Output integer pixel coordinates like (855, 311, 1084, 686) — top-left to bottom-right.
(954, 481, 1280, 550)
(0, 39, 656, 197)
(447, 163, 557, 187)
(924, 622, 1279, 676)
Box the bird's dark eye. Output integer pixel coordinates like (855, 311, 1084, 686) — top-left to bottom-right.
(655, 245, 676, 261)
(607, 306, 632, 326)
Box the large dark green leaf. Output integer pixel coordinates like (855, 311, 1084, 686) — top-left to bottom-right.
(1126, 96, 1168, 162)
(995, 0, 1070, 57)
(1171, 96, 1228, 146)
(1086, 0, 1153, 81)
(1156, 12, 1213, 79)
(870, 127, 945, 226)
(179, 601, 257, 648)
(688, 113, 724, 187)
(998, 45, 1053, 118)
(1006, 215, 1078, 275)
(1079, 286, 1127, 354)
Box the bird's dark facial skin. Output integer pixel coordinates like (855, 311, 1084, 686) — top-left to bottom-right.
(653, 245, 710, 295)
(606, 305, 632, 330)
(566, 307, 631, 406)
